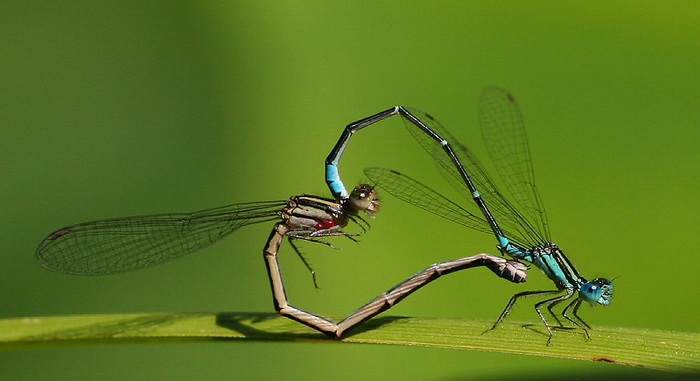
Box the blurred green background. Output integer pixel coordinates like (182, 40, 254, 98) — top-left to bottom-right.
(2, 1, 698, 379)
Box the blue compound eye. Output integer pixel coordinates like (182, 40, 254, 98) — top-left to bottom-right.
(581, 278, 613, 305)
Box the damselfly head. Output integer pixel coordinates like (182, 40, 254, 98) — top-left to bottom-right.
(580, 278, 613, 305)
(347, 184, 380, 216)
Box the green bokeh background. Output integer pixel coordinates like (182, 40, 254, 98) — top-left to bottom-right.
(2, 1, 698, 379)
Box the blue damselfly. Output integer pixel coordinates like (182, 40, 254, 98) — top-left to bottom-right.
(327, 88, 613, 343)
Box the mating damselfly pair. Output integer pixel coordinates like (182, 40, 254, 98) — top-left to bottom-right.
(36, 87, 612, 342)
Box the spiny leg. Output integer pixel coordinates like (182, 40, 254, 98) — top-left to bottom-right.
(347, 214, 370, 232)
(310, 231, 361, 244)
(483, 289, 562, 335)
(286, 232, 342, 250)
(310, 228, 361, 243)
(545, 298, 567, 327)
(286, 226, 366, 288)
(562, 297, 591, 340)
(534, 290, 575, 345)
(288, 229, 360, 245)
(287, 238, 319, 289)
(570, 297, 591, 329)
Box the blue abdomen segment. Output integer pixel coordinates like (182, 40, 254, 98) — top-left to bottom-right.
(326, 164, 348, 199)
(498, 236, 529, 260)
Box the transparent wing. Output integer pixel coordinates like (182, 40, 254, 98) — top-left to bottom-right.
(402, 107, 546, 247)
(364, 167, 492, 234)
(479, 86, 549, 241)
(35, 200, 286, 275)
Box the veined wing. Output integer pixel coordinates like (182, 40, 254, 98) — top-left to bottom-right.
(402, 106, 545, 248)
(364, 167, 492, 234)
(35, 200, 286, 275)
(479, 86, 549, 241)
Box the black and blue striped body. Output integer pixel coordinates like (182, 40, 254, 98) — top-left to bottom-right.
(499, 238, 586, 291)
(338, 87, 613, 343)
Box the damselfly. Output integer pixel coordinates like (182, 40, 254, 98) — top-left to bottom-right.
(327, 88, 613, 343)
(36, 182, 526, 337)
(36, 185, 376, 335)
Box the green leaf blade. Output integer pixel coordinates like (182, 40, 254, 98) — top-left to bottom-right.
(1, 313, 697, 373)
